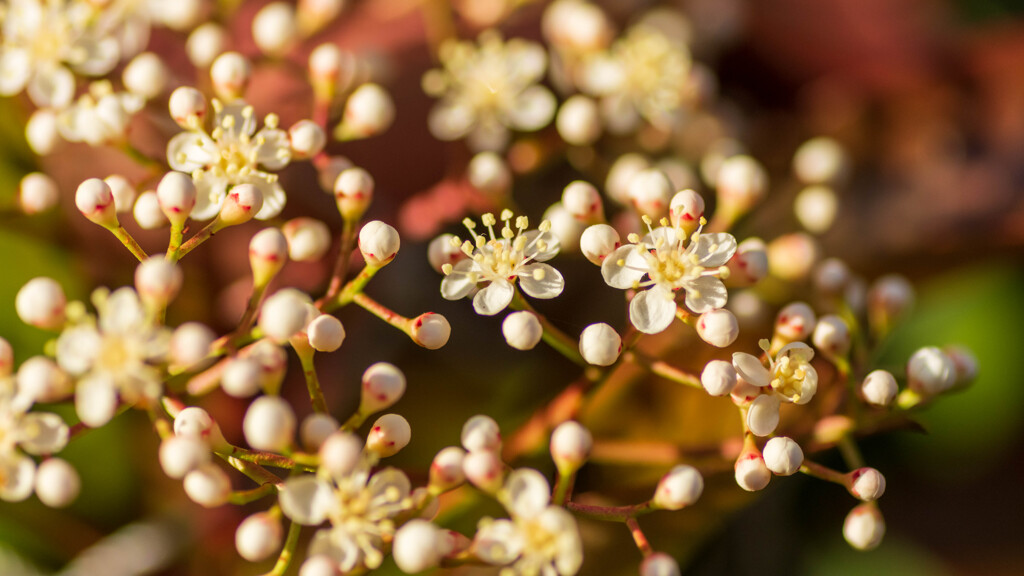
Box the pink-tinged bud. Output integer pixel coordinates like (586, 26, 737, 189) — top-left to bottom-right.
(320, 431, 363, 478)
(762, 436, 804, 476)
(606, 153, 650, 206)
(907, 347, 955, 396)
(339, 83, 395, 138)
(365, 413, 411, 457)
(843, 504, 885, 550)
(411, 312, 451, 350)
(556, 95, 602, 146)
(861, 370, 897, 407)
(813, 315, 851, 358)
(562, 180, 604, 223)
(282, 217, 332, 262)
(944, 345, 978, 388)
(123, 52, 167, 100)
(135, 257, 183, 307)
(16, 356, 70, 403)
(868, 274, 914, 334)
(174, 406, 214, 438)
(26, 109, 60, 155)
(186, 23, 227, 68)
(134, 190, 168, 229)
(104, 175, 137, 214)
(156, 0, 206, 30)
(628, 168, 672, 219)
(669, 189, 705, 234)
(502, 311, 543, 351)
(543, 203, 585, 253)
(159, 435, 211, 479)
(696, 309, 739, 348)
(75, 178, 118, 228)
(580, 224, 620, 265)
(288, 120, 326, 159)
(221, 357, 263, 398)
(156, 172, 196, 226)
(259, 289, 312, 344)
(716, 155, 767, 213)
(333, 167, 374, 221)
(747, 394, 781, 437)
(579, 323, 621, 366)
(248, 228, 289, 287)
(774, 301, 817, 343)
(428, 234, 467, 274)
(462, 450, 503, 493)
(468, 151, 512, 197)
(358, 220, 400, 267)
(794, 185, 838, 234)
(307, 314, 345, 352)
(170, 322, 216, 370)
(308, 43, 343, 86)
(652, 464, 703, 510)
(550, 421, 592, 473)
(793, 136, 848, 185)
(734, 449, 771, 492)
(298, 0, 346, 35)
(19, 173, 59, 215)
(211, 52, 251, 100)
(0, 337, 12, 377)
(701, 360, 737, 397)
(252, 2, 298, 58)
(218, 183, 263, 227)
(16, 277, 66, 330)
(641, 553, 681, 576)
(813, 258, 851, 295)
(849, 467, 886, 502)
(393, 519, 449, 574)
(542, 0, 614, 51)
(461, 415, 501, 453)
(725, 238, 768, 288)
(245, 340, 288, 393)
(168, 86, 207, 127)
(767, 233, 820, 282)
(184, 462, 231, 508)
(730, 376, 761, 406)
(35, 458, 80, 508)
(243, 396, 296, 452)
(300, 555, 340, 576)
(359, 362, 406, 415)
(235, 511, 283, 562)
(430, 446, 467, 492)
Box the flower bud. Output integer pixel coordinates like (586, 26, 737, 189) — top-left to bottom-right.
(75, 178, 118, 228)
(813, 258, 851, 296)
(306, 314, 345, 353)
(550, 421, 592, 473)
(289, 120, 327, 160)
(562, 180, 603, 223)
(298, 0, 346, 34)
(793, 136, 848, 185)
(16, 277, 66, 330)
(701, 360, 737, 397)
(762, 436, 803, 476)
(334, 167, 374, 221)
(411, 312, 451, 350)
(696, 309, 739, 348)
(319, 431, 364, 479)
(249, 228, 289, 287)
(282, 217, 332, 262)
(774, 302, 816, 343)
(16, 356, 69, 403)
(556, 95, 602, 146)
(243, 396, 296, 452)
(747, 394, 781, 437)
(794, 185, 838, 234)
(641, 553, 681, 576)
(186, 23, 227, 68)
(19, 172, 59, 215)
(155, 0, 205, 30)
(358, 220, 400, 267)
(861, 370, 897, 407)
(100, 175, 136, 214)
(652, 464, 703, 510)
(467, 152, 511, 197)
(222, 357, 264, 398)
(502, 311, 543, 351)
(365, 414, 411, 457)
(246, 340, 288, 393)
(430, 446, 467, 492)
(252, 2, 298, 57)
(542, 0, 613, 51)
(159, 435, 211, 479)
(300, 555, 339, 576)
(34, 458, 80, 508)
(843, 504, 885, 550)
(134, 190, 168, 229)
(907, 347, 955, 396)
(606, 153, 649, 205)
(123, 52, 167, 99)
(427, 234, 466, 274)
(174, 406, 214, 438)
(169, 86, 207, 127)
(725, 238, 768, 288)
(26, 109, 60, 155)
(236, 512, 283, 562)
(184, 462, 231, 508)
(628, 169, 672, 219)
(211, 52, 252, 100)
(308, 43, 343, 95)
(543, 203, 585, 253)
(259, 289, 311, 343)
(156, 171, 197, 225)
(340, 83, 395, 138)
(579, 323, 621, 366)
(716, 155, 767, 213)
(135, 257, 183, 308)
(812, 315, 850, 358)
(849, 467, 886, 502)
(944, 345, 978, 387)
(462, 450, 503, 493)
(461, 415, 501, 453)
(218, 183, 263, 227)
(767, 233, 820, 282)
(0, 338, 12, 377)
(580, 224, 620, 265)
(359, 362, 406, 415)
(868, 274, 914, 334)
(734, 450, 771, 492)
(730, 376, 761, 406)
(393, 519, 448, 573)
(669, 189, 704, 235)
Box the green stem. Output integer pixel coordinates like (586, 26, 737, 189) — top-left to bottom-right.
(800, 459, 851, 486)
(110, 226, 148, 261)
(510, 290, 587, 367)
(322, 218, 358, 301)
(228, 483, 279, 505)
(220, 445, 314, 472)
(262, 520, 301, 576)
(295, 342, 329, 414)
(353, 292, 413, 335)
(166, 221, 186, 261)
(220, 454, 286, 487)
(639, 355, 702, 389)
(177, 218, 223, 259)
(552, 468, 576, 506)
(837, 434, 866, 470)
(320, 263, 381, 312)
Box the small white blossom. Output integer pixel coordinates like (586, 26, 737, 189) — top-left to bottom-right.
(0, 376, 70, 502)
(733, 341, 819, 405)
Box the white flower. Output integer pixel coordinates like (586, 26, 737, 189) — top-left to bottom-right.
(55, 287, 170, 427)
(166, 98, 293, 220)
(601, 217, 736, 334)
(473, 468, 583, 575)
(56, 81, 144, 146)
(0, 378, 69, 502)
(732, 341, 819, 405)
(441, 211, 564, 316)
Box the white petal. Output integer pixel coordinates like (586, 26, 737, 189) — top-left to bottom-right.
(428, 101, 475, 141)
(0, 48, 31, 95)
(601, 245, 647, 289)
(779, 342, 815, 363)
(794, 365, 818, 405)
(747, 394, 781, 437)
(18, 412, 69, 455)
(629, 286, 677, 334)
(503, 468, 550, 519)
(524, 230, 561, 262)
(0, 454, 35, 502)
(694, 233, 738, 268)
(56, 326, 102, 376)
(683, 276, 728, 313)
(539, 507, 583, 575)
(732, 353, 770, 388)
(255, 128, 292, 170)
(27, 64, 75, 109)
(474, 519, 523, 565)
(367, 467, 412, 500)
(167, 132, 217, 172)
(76, 376, 118, 428)
(252, 180, 286, 220)
(100, 288, 146, 335)
(518, 264, 563, 299)
(473, 279, 514, 316)
(441, 261, 478, 301)
(279, 475, 333, 525)
(309, 528, 362, 572)
(467, 119, 509, 152)
(191, 176, 228, 221)
(507, 40, 547, 82)
(508, 85, 556, 132)
(70, 36, 120, 76)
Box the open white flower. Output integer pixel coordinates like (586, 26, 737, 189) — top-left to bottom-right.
(167, 98, 292, 220)
(601, 217, 736, 334)
(55, 287, 170, 427)
(473, 468, 583, 575)
(440, 211, 563, 316)
(57, 81, 144, 146)
(0, 378, 69, 502)
(733, 341, 819, 405)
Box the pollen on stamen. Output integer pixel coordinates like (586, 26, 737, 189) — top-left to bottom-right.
(627, 233, 640, 244)
(462, 218, 477, 230)
(699, 216, 707, 226)
(516, 216, 529, 230)
(539, 220, 551, 233)
(482, 213, 496, 226)
(532, 268, 546, 281)
(536, 240, 548, 252)
(501, 227, 514, 240)
(660, 217, 670, 227)
(500, 209, 513, 221)
(759, 338, 771, 352)
(264, 113, 279, 129)
(616, 258, 626, 267)
(641, 215, 652, 225)
(718, 266, 731, 279)
(449, 236, 462, 248)
(441, 263, 453, 275)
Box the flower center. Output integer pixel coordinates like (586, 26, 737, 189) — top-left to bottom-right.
(770, 356, 810, 401)
(97, 336, 131, 374)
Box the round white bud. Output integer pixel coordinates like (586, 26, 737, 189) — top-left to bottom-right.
(153, 0, 205, 30)
(309, 43, 343, 84)
(725, 238, 769, 288)
(16, 277, 66, 330)
(869, 274, 914, 326)
(762, 437, 804, 476)
(289, 120, 327, 159)
(168, 86, 207, 127)
(103, 175, 137, 214)
(669, 189, 705, 230)
(747, 394, 781, 437)
(556, 95, 601, 146)
(252, 2, 298, 57)
(843, 504, 885, 550)
(696, 309, 739, 348)
(358, 220, 400, 267)
(542, 0, 613, 51)
(282, 218, 332, 262)
(393, 519, 447, 573)
(183, 462, 231, 508)
(243, 396, 296, 452)
(701, 360, 737, 397)
(775, 301, 817, 342)
(461, 415, 501, 453)
(259, 289, 311, 343)
(652, 464, 703, 510)
(561, 180, 603, 222)
(542, 202, 585, 254)
(16, 356, 68, 403)
(320, 431, 364, 479)
(717, 155, 767, 210)
(123, 52, 167, 99)
(34, 458, 80, 508)
(174, 406, 214, 438)
(550, 421, 592, 472)
(793, 137, 847, 184)
(411, 313, 451, 350)
(606, 153, 649, 205)
(0, 337, 12, 377)
(300, 413, 339, 452)
(19, 172, 59, 215)
(641, 553, 681, 576)
(186, 23, 227, 68)
(767, 233, 821, 282)
(861, 370, 898, 407)
(467, 152, 511, 197)
(430, 446, 467, 491)
(135, 257, 183, 307)
(246, 340, 288, 391)
(156, 171, 197, 225)
(26, 109, 60, 155)
(307, 315, 345, 352)
(814, 258, 851, 295)
(342, 83, 395, 138)
(627, 168, 672, 218)
(249, 228, 289, 287)
(365, 414, 411, 457)
(812, 315, 851, 357)
(427, 233, 466, 274)
(462, 450, 503, 493)
(334, 167, 374, 221)
(170, 322, 216, 369)
(211, 52, 252, 100)
(159, 434, 211, 479)
(580, 224, 620, 265)
(502, 311, 543, 351)
(359, 362, 406, 415)
(795, 185, 838, 234)
(222, 357, 264, 398)
(299, 555, 339, 576)
(75, 178, 118, 228)
(945, 345, 979, 387)
(217, 183, 263, 226)
(734, 452, 771, 492)
(236, 512, 283, 562)
(849, 467, 886, 502)
(579, 323, 621, 366)
(907, 347, 956, 396)
(133, 190, 168, 229)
